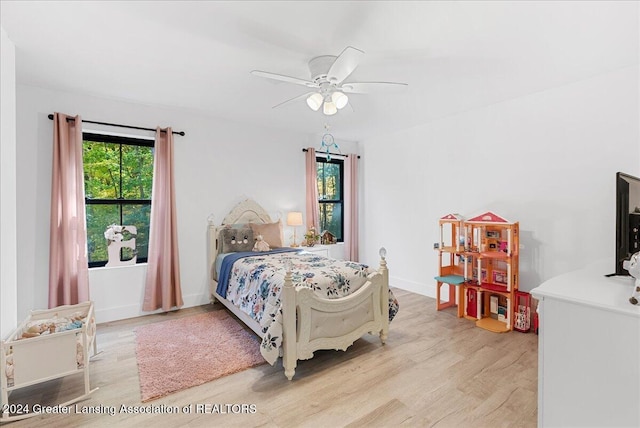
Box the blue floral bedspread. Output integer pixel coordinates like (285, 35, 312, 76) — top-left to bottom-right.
(219, 250, 399, 365)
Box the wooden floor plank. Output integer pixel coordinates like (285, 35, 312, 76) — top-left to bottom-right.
(3, 289, 537, 427)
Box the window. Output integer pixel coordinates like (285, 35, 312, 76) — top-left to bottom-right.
(316, 156, 344, 242)
(83, 133, 154, 267)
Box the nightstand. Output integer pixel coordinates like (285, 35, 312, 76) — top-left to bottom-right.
(300, 243, 345, 260)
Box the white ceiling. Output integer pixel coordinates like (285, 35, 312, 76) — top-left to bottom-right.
(1, 1, 637, 141)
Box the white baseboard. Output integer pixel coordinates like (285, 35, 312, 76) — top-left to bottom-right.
(390, 275, 436, 299)
(95, 276, 440, 324)
(94, 292, 210, 324)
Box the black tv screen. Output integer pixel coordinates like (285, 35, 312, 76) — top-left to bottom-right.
(615, 172, 640, 275)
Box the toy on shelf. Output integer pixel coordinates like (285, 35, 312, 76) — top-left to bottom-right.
(622, 251, 640, 305)
(514, 291, 532, 332)
(320, 230, 336, 245)
(435, 211, 521, 333)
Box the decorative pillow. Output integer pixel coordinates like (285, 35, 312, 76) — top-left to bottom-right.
(220, 227, 254, 253)
(249, 220, 283, 248)
(252, 234, 271, 252)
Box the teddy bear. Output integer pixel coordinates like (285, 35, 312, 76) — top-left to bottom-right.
(253, 234, 271, 252)
(622, 251, 640, 305)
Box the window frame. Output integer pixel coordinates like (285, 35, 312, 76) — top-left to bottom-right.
(316, 155, 344, 242)
(83, 132, 154, 268)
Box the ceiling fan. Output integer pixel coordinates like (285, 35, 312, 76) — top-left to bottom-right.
(251, 46, 407, 116)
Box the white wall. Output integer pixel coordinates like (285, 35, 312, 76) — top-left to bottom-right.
(15, 85, 354, 322)
(0, 26, 18, 339)
(360, 65, 640, 296)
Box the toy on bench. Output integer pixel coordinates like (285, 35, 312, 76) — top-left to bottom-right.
(622, 251, 640, 305)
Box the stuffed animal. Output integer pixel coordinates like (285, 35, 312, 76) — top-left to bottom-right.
(220, 227, 254, 252)
(622, 251, 640, 305)
(253, 234, 271, 252)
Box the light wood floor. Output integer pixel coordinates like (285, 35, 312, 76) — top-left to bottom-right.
(4, 289, 538, 427)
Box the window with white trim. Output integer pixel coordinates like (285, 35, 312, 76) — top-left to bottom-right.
(83, 133, 154, 267)
(316, 156, 344, 242)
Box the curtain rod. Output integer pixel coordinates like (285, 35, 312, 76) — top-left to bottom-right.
(302, 148, 360, 159)
(47, 114, 185, 136)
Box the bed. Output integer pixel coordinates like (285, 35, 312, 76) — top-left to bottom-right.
(208, 199, 397, 380)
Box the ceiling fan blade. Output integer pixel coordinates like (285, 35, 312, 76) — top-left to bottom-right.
(327, 46, 364, 85)
(251, 70, 318, 88)
(341, 81, 408, 94)
(272, 91, 317, 109)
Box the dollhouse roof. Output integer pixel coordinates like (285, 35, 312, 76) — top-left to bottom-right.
(466, 211, 511, 224)
(440, 213, 464, 221)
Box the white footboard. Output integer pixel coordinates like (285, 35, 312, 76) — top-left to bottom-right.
(296, 272, 384, 358)
(282, 248, 389, 380)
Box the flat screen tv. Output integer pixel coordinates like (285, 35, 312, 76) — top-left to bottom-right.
(615, 172, 640, 276)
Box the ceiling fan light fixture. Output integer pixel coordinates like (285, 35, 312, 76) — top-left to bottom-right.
(252, 46, 407, 115)
(323, 101, 337, 116)
(306, 93, 323, 111)
(331, 91, 349, 109)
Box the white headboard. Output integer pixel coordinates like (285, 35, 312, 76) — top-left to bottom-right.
(207, 199, 276, 283)
(220, 199, 273, 225)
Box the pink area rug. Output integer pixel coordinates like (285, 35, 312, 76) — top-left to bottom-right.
(134, 310, 265, 402)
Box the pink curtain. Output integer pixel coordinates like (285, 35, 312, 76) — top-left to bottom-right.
(305, 147, 320, 231)
(344, 154, 359, 261)
(143, 127, 183, 311)
(49, 113, 90, 308)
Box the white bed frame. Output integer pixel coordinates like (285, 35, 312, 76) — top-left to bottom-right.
(207, 199, 389, 380)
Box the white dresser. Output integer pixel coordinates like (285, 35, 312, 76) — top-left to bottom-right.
(531, 260, 640, 428)
(300, 243, 345, 260)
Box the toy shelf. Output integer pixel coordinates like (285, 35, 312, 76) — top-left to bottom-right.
(480, 282, 509, 293)
(435, 212, 522, 333)
(479, 252, 510, 260)
(434, 275, 465, 285)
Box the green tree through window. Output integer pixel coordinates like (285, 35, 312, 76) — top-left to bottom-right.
(316, 157, 343, 241)
(83, 133, 154, 267)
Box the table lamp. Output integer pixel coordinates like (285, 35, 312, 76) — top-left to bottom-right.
(287, 211, 303, 247)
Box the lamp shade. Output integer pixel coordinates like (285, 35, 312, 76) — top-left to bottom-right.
(331, 91, 349, 109)
(286, 211, 303, 226)
(306, 93, 323, 111)
(323, 100, 337, 116)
